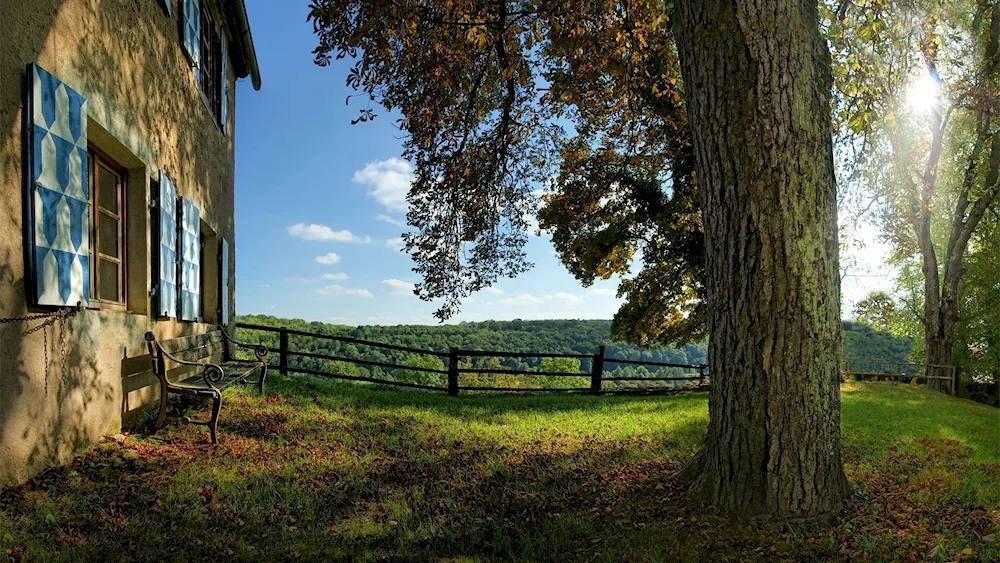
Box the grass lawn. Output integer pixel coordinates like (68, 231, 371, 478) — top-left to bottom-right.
(2, 378, 998, 562)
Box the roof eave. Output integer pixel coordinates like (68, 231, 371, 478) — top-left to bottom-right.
(226, 0, 261, 90)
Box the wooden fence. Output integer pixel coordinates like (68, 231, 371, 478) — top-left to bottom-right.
(236, 323, 709, 395)
(841, 359, 957, 395)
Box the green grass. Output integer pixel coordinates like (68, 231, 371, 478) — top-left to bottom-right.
(2, 378, 998, 562)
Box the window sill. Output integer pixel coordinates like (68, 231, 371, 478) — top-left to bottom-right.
(86, 301, 131, 314)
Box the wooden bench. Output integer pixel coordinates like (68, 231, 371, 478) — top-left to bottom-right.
(144, 327, 269, 444)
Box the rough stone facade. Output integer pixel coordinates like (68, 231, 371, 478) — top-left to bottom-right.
(0, 0, 254, 487)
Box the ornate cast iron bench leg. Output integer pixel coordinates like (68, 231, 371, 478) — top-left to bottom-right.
(258, 362, 268, 395)
(209, 392, 222, 445)
(155, 378, 169, 432)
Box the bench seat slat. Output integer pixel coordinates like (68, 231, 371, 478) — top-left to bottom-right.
(145, 329, 270, 444)
(174, 361, 262, 390)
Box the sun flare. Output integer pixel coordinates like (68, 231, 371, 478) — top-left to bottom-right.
(907, 71, 940, 113)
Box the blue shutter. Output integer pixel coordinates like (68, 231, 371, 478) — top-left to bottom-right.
(220, 238, 230, 326)
(179, 197, 201, 321)
(181, 0, 200, 67)
(220, 33, 229, 134)
(157, 171, 178, 318)
(27, 64, 89, 307)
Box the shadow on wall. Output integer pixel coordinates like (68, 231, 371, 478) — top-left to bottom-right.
(0, 0, 68, 484)
(1, 0, 238, 483)
(0, 278, 120, 482)
(72, 0, 237, 239)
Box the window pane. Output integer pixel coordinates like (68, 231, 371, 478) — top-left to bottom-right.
(98, 259, 119, 302)
(98, 164, 119, 214)
(98, 213, 119, 257)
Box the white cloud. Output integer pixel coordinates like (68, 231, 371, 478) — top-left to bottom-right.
(367, 316, 402, 323)
(497, 293, 545, 306)
(385, 237, 405, 251)
(289, 223, 371, 243)
(589, 287, 617, 297)
(376, 214, 406, 227)
(352, 158, 413, 212)
(545, 292, 585, 304)
(328, 316, 353, 324)
(382, 278, 415, 296)
(314, 252, 341, 265)
(283, 276, 319, 284)
(483, 286, 503, 295)
(256, 283, 272, 288)
(313, 285, 373, 298)
(321, 273, 349, 281)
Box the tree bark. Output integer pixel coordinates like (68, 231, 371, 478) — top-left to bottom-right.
(672, 0, 849, 519)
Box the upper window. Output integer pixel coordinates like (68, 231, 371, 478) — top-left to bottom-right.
(197, 2, 222, 124)
(88, 147, 127, 307)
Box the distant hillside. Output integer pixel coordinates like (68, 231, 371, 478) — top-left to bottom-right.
(235, 315, 911, 388)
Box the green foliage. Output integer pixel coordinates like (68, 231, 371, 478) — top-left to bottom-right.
(829, 0, 1000, 373)
(954, 211, 1000, 402)
(307, 0, 703, 334)
(393, 355, 447, 387)
(2, 379, 997, 561)
(852, 291, 898, 332)
(237, 314, 709, 390)
(236, 315, 910, 390)
(534, 357, 586, 389)
(841, 320, 914, 363)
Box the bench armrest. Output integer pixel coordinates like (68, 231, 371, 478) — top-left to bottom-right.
(219, 325, 270, 362)
(144, 332, 225, 389)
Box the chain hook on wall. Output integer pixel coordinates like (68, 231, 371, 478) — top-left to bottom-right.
(0, 302, 82, 395)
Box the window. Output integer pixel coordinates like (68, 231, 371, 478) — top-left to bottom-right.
(197, 2, 222, 123)
(88, 147, 127, 306)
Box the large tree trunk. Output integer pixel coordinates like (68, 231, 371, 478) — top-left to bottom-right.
(672, 0, 849, 519)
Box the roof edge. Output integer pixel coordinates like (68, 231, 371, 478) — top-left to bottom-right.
(226, 0, 261, 90)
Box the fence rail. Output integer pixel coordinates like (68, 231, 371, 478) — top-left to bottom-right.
(235, 324, 710, 395)
(841, 359, 957, 395)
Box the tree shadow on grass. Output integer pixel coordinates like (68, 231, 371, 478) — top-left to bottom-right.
(1, 407, 715, 562)
(6, 378, 1000, 562)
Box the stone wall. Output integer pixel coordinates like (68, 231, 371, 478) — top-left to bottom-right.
(0, 0, 240, 486)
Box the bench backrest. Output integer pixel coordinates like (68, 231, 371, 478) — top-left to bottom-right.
(146, 331, 229, 384)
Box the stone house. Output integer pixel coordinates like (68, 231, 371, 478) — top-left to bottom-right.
(0, 0, 261, 487)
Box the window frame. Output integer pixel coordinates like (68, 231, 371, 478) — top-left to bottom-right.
(196, 1, 223, 127)
(87, 145, 128, 311)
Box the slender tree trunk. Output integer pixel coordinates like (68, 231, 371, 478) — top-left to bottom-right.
(923, 281, 957, 393)
(672, 0, 849, 519)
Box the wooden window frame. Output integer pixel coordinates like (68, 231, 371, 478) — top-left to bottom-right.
(87, 145, 128, 311)
(197, 2, 222, 126)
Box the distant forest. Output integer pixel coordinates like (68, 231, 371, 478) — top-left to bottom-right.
(234, 315, 912, 390)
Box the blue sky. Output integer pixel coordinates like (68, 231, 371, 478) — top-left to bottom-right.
(233, 1, 890, 326)
(232, 1, 624, 325)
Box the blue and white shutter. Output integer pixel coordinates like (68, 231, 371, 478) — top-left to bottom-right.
(179, 197, 201, 321)
(27, 64, 90, 307)
(220, 33, 228, 133)
(156, 171, 178, 318)
(219, 238, 230, 326)
(181, 0, 200, 67)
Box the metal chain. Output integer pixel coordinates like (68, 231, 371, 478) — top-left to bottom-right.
(2, 305, 81, 396)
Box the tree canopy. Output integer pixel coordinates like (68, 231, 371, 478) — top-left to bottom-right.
(308, 0, 704, 345)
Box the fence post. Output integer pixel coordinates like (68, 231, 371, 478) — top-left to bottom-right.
(698, 364, 706, 387)
(279, 327, 289, 376)
(448, 348, 459, 396)
(590, 345, 605, 395)
(951, 365, 958, 396)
